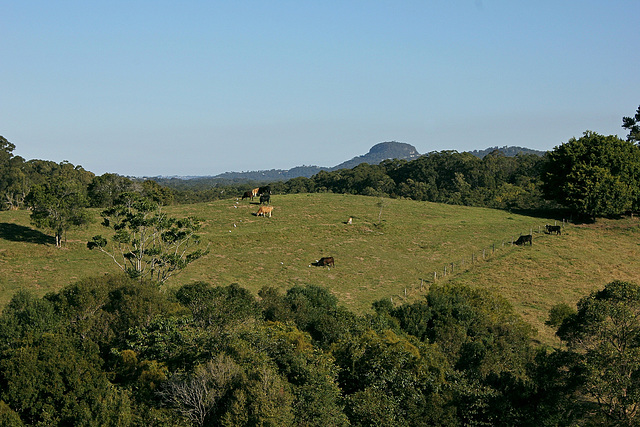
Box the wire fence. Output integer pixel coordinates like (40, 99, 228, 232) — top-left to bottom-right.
(391, 219, 568, 304)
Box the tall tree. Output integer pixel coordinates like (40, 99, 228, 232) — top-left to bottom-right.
(542, 131, 640, 218)
(0, 136, 27, 210)
(555, 281, 640, 425)
(88, 192, 208, 283)
(87, 173, 134, 208)
(25, 163, 93, 247)
(623, 104, 640, 143)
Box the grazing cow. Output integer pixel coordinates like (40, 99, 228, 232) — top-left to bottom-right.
(347, 217, 353, 224)
(514, 234, 532, 246)
(258, 185, 271, 196)
(256, 206, 273, 217)
(260, 194, 270, 204)
(241, 190, 253, 201)
(545, 224, 562, 235)
(314, 256, 335, 267)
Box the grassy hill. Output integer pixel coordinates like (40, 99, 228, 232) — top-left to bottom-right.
(1, 193, 638, 345)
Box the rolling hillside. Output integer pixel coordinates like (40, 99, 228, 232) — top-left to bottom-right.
(1, 193, 638, 345)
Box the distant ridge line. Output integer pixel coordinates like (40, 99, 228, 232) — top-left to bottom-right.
(150, 143, 546, 180)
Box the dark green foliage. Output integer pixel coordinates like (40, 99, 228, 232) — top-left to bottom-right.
(25, 162, 94, 247)
(3, 274, 638, 425)
(46, 274, 180, 351)
(333, 328, 456, 425)
(141, 179, 175, 206)
(384, 285, 540, 425)
(545, 303, 576, 328)
(0, 291, 60, 352)
(0, 400, 24, 426)
(88, 173, 134, 208)
(240, 322, 349, 426)
(622, 104, 640, 143)
(553, 281, 640, 425)
(175, 282, 259, 330)
(0, 136, 28, 211)
(260, 284, 363, 348)
(0, 333, 132, 426)
(542, 131, 640, 218)
(392, 285, 536, 380)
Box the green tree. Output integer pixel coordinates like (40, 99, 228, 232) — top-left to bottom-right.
(623, 104, 640, 143)
(88, 173, 134, 208)
(25, 166, 92, 247)
(542, 131, 640, 218)
(141, 179, 175, 205)
(0, 333, 132, 426)
(0, 136, 28, 211)
(333, 328, 455, 425)
(555, 281, 640, 425)
(89, 192, 208, 283)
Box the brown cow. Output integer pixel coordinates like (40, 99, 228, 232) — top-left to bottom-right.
(241, 190, 253, 201)
(256, 206, 273, 217)
(315, 256, 335, 267)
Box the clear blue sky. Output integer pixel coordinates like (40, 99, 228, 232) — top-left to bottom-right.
(2, 1, 639, 177)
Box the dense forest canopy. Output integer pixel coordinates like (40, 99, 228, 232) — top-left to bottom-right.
(1, 276, 639, 425)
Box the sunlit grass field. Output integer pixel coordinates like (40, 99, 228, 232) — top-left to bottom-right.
(1, 193, 639, 345)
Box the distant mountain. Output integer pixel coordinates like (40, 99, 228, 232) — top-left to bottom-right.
(210, 165, 326, 181)
(204, 141, 421, 181)
(160, 143, 546, 183)
(330, 141, 421, 170)
(467, 146, 547, 158)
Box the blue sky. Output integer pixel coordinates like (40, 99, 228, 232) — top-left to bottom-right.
(2, 1, 639, 176)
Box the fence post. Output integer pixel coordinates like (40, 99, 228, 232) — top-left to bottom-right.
(451, 262, 454, 274)
(420, 278, 424, 290)
(483, 249, 486, 259)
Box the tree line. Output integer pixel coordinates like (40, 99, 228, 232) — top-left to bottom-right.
(1, 275, 639, 426)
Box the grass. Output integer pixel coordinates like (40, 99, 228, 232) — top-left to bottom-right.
(1, 193, 639, 346)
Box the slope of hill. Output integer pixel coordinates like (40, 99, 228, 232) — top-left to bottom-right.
(2, 194, 638, 345)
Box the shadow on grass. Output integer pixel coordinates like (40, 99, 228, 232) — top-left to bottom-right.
(0, 223, 55, 245)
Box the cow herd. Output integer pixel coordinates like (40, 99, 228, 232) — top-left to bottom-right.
(236, 187, 565, 269)
(241, 185, 271, 202)
(237, 185, 334, 267)
(513, 224, 563, 246)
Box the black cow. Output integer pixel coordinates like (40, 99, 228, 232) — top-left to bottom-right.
(313, 257, 335, 267)
(514, 235, 532, 246)
(260, 194, 270, 204)
(545, 225, 562, 235)
(241, 191, 253, 201)
(258, 185, 271, 196)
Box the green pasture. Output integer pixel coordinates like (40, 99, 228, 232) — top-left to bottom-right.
(1, 193, 639, 345)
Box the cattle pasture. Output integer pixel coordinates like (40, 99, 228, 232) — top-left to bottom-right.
(1, 193, 639, 345)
